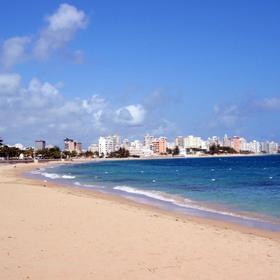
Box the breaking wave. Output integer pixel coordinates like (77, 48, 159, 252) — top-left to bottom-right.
(40, 172, 76, 180)
(113, 185, 260, 221)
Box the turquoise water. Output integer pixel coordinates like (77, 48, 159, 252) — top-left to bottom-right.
(34, 155, 280, 231)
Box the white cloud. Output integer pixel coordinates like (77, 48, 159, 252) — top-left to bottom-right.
(0, 69, 177, 145)
(28, 78, 59, 97)
(0, 75, 157, 144)
(34, 3, 88, 59)
(0, 36, 31, 69)
(0, 4, 88, 67)
(0, 73, 21, 94)
(115, 104, 146, 125)
(256, 98, 280, 111)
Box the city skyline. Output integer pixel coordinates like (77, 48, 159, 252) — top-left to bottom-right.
(1, 1, 280, 146)
(2, 132, 279, 157)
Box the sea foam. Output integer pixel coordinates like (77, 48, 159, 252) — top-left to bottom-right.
(41, 172, 75, 180)
(113, 185, 260, 221)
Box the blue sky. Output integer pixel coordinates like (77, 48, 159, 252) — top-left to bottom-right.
(0, 0, 279, 147)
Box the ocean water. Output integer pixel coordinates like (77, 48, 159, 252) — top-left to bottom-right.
(32, 155, 280, 231)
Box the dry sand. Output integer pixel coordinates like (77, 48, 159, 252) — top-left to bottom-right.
(0, 162, 279, 280)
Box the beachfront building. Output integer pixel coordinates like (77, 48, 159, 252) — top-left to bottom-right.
(239, 138, 259, 154)
(184, 135, 205, 149)
(76, 142, 83, 154)
(64, 138, 82, 154)
(144, 134, 154, 150)
(98, 136, 115, 157)
(112, 135, 121, 148)
(35, 140, 46, 151)
(128, 140, 142, 157)
(152, 137, 167, 154)
(240, 138, 250, 152)
(175, 136, 184, 148)
(231, 136, 241, 152)
(207, 136, 221, 149)
(98, 135, 122, 157)
(223, 134, 231, 147)
(128, 140, 152, 157)
(88, 144, 99, 153)
(248, 140, 261, 154)
(260, 141, 279, 154)
(64, 138, 75, 152)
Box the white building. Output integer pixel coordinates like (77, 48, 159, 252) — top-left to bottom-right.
(184, 135, 206, 149)
(260, 141, 278, 154)
(88, 144, 99, 153)
(175, 136, 184, 148)
(128, 140, 153, 157)
(144, 134, 154, 150)
(98, 137, 114, 157)
(240, 137, 249, 152)
(223, 134, 231, 147)
(111, 135, 121, 150)
(248, 140, 261, 154)
(207, 136, 221, 147)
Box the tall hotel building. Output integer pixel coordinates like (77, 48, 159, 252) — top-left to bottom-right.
(35, 140, 46, 151)
(152, 137, 167, 154)
(98, 135, 121, 157)
(64, 138, 82, 154)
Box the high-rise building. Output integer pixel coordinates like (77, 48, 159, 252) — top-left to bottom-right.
(249, 140, 260, 154)
(207, 136, 221, 147)
(98, 136, 114, 157)
(144, 134, 154, 150)
(184, 135, 205, 149)
(231, 136, 241, 152)
(240, 137, 249, 152)
(64, 138, 82, 154)
(75, 142, 82, 154)
(88, 144, 99, 153)
(223, 134, 231, 147)
(152, 137, 167, 154)
(64, 138, 75, 152)
(112, 135, 121, 146)
(175, 136, 184, 148)
(35, 140, 46, 151)
(260, 141, 278, 154)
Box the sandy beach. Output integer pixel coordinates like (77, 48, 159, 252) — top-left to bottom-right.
(0, 162, 280, 280)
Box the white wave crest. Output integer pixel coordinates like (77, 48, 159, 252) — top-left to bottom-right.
(113, 186, 260, 221)
(114, 186, 184, 204)
(62, 175, 76, 179)
(41, 172, 75, 180)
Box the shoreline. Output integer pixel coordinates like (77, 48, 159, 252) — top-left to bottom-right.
(32, 158, 280, 234)
(20, 161, 280, 240)
(1, 161, 280, 279)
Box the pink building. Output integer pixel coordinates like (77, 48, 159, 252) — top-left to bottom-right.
(152, 137, 167, 154)
(64, 138, 82, 154)
(231, 136, 241, 152)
